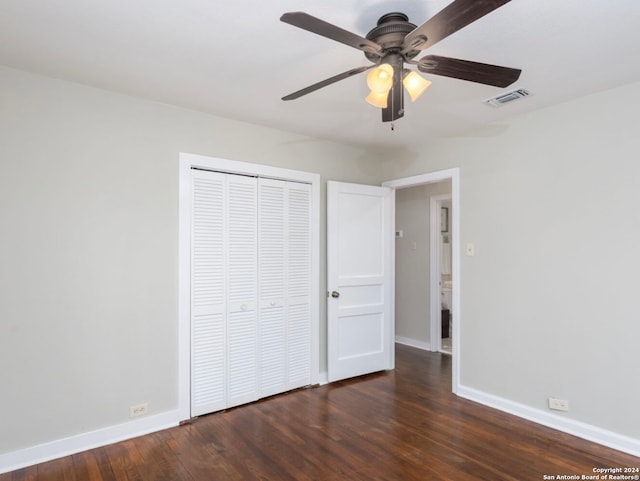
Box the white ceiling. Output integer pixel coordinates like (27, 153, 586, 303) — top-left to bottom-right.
(1, 0, 639, 150)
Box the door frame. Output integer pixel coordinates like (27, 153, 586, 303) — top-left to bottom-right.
(382, 168, 460, 394)
(178, 153, 321, 421)
(430, 194, 452, 353)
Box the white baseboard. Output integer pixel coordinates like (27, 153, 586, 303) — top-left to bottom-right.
(457, 385, 640, 458)
(395, 336, 432, 351)
(0, 410, 180, 475)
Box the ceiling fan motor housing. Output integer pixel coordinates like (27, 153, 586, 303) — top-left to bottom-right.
(365, 13, 418, 62)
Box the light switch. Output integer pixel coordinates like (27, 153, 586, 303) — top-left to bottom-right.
(411, 241, 417, 251)
(466, 243, 475, 256)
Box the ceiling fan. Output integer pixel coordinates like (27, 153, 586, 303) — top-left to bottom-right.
(280, 0, 522, 122)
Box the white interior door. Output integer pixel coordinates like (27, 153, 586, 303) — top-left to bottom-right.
(257, 178, 288, 398)
(257, 179, 312, 398)
(226, 174, 258, 408)
(191, 170, 227, 416)
(285, 182, 313, 389)
(327, 181, 394, 382)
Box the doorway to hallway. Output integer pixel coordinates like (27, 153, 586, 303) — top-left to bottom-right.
(383, 169, 460, 393)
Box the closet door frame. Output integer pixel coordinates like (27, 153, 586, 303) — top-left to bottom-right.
(178, 153, 320, 421)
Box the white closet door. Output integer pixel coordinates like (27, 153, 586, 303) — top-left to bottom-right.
(286, 182, 312, 389)
(258, 178, 287, 398)
(258, 179, 312, 396)
(226, 174, 259, 408)
(191, 170, 227, 416)
(190, 170, 311, 417)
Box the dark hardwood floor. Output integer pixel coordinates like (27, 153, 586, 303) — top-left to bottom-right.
(4, 344, 638, 480)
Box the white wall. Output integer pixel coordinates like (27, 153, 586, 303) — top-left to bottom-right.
(381, 81, 640, 445)
(0, 66, 383, 459)
(395, 182, 450, 347)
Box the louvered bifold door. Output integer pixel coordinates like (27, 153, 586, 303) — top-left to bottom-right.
(286, 181, 312, 390)
(191, 171, 310, 416)
(191, 170, 227, 416)
(258, 178, 287, 398)
(226, 174, 259, 408)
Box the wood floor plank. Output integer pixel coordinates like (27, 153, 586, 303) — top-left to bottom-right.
(9, 466, 37, 481)
(3, 344, 639, 480)
(71, 451, 107, 481)
(131, 432, 193, 481)
(101, 441, 144, 481)
(34, 456, 77, 481)
(163, 424, 226, 481)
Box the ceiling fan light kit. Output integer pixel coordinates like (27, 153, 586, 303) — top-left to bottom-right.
(365, 91, 390, 109)
(366, 64, 394, 94)
(403, 71, 432, 102)
(280, 0, 522, 123)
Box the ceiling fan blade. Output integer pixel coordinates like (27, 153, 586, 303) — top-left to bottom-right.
(281, 12, 382, 55)
(417, 55, 521, 87)
(282, 65, 374, 101)
(402, 0, 513, 52)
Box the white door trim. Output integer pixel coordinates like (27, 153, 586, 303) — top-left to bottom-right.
(383, 168, 460, 394)
(178, 153, 320, 421)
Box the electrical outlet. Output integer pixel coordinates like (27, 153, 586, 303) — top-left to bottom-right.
(548, 397, 569, 412)
(130, 402, 149, 418)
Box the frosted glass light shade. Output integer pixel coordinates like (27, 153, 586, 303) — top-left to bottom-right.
(365, 91, 389, 108)
(367, 64, 394, 94)
(403, 71, 432, 102)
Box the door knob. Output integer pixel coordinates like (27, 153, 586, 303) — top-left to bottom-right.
(331, 291, 340, 298)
